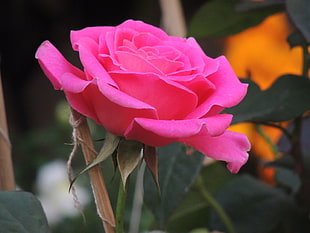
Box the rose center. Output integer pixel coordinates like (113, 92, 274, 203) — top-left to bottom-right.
(115, 36, 184, 75)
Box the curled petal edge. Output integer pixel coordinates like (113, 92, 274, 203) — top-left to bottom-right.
(124, 116, 250, 173)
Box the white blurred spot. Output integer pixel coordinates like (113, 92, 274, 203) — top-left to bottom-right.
(36, 160, 90, 224)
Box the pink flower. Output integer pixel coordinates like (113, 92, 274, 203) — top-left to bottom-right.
(36, 20, 250, 173)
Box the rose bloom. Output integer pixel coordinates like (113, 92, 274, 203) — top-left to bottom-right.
(36, 20, 250, 173)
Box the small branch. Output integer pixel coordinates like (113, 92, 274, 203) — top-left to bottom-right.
(250, 120, 292, 140)
(196, 176, 236, 233)
(0, 75, 15, 190)
(70, 109, 115, 233)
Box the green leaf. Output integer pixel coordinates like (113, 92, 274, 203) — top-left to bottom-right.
(209, 175, 292, 233)
(226, 75, 310, 123)
(235, 0, 284, 11)
(286, 0, 310, 43)
(166, 162, 235, 233)
(275, 167, 301, 191)
(188, 0, 283, 38)
(0, 191, 50, 233)
(117, 139, 143, 187)
(143, 143, 204, 228)
(265, 155, 295, 169)
(287, 30, 308, 48)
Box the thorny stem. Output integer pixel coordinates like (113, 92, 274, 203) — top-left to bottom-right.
(70, 109, 115, 233)
(196, 176, 236, 233)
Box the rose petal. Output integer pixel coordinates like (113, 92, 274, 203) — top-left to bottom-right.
(154, 45, 181, 60)
(115, 50, 164, 74)
(35, 41, 85, 90)
(133, 32, 161, 48)
(163, 38, 206, 73)
(187, 56, 248, 119)
(74, 37, 118, 86)
(104, 29, 136, 67)
(109, 72, 198, 119)
(114, 28, 137, 48)
(61, 73, 92, 93)
(96, 73, 158, 112)
(180, 130, 250, 173)
(84, 83, 158, 135)
(124, 114, 250, 173)
(118, 20, 168, 40)
(149, 57, 183, 74)
(124, 114, 233, 144)
(71, 26, 113, 51)
(179, 74, 215, 105)
(65, 90, 100, 123)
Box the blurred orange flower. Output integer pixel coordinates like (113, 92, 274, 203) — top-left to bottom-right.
(225, 12, 303, 183)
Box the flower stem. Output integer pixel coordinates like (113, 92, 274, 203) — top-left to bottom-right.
(70, 109, 115, 233)
(115, 180, 127, 233)
(0, 75, 15, 191)
(196, 176, 236, 233)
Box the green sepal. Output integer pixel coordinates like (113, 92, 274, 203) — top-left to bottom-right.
(143, 145, 160, 193)
(70, 132, 120, 190)
(117, 139, 143, 188)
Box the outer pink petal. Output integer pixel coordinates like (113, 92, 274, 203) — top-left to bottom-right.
(180, 130, 250, 173)
(35, 41, 99, 122)
(124, 115, 250, 173)
(65, 90, 101, 123)
(71, 26, 113, 50)
(117, 20, 168, 40)
(95, 76, 159, 112)
(60, 74, 101, 128)
(187, 56, 248, 119)
(109, 72, 198, 119)
(69, 83, 158, 136)
(74, 37, 118, 86)
(35, 41, 85, 90)
(60, 73, 93, 93)
(124, 114, 233, 146)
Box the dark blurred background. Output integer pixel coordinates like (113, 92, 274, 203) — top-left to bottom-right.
(0, 0, 214, 133)
(0, 0, 213, 190)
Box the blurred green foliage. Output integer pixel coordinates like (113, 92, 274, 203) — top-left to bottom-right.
(1, 0, 310, 233)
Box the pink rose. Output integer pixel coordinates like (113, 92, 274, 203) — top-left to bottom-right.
(36, 20, 250, 173)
